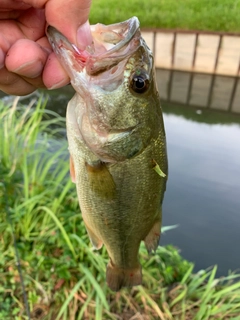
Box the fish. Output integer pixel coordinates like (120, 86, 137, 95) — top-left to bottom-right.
(47, 16, 168, 291)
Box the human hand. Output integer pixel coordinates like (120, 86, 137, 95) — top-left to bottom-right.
(0, 0, 92, 95)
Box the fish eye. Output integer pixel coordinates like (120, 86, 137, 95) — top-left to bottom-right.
(130, 72, 149, 94)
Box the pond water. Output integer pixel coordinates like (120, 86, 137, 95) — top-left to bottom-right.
(161, 111, 240, 276)
(1, 69, 240, 277)
(157, 70, 240, 276)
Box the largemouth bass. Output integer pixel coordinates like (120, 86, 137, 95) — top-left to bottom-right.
(47, 17, 167, 291)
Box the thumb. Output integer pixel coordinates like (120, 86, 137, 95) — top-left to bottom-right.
(45, 0, 92, 47)
(24, 0, 92, 47)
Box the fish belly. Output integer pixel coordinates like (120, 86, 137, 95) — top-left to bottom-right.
(71, 129, 167, 291)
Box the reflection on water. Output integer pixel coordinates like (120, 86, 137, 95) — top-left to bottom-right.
(158, 70, 240, 275)
(161, 113, 240, 276)
(1, 69, 240, 276)
(156, 69, 240, 114)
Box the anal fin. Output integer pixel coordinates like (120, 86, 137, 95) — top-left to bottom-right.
(106, 260, 142, 292)
(144, 218, 162, 254)
(85, 161, 115, 199)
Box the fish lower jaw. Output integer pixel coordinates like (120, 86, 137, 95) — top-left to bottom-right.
(107, 129, 132, 142)
(83, 126, 134, 148)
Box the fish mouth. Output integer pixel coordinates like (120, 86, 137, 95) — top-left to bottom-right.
(47, 17, 141, 79)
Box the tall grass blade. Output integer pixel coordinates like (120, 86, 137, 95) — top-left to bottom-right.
(56, 277, 86, 320)
(39, 206, 77, 259)
(79, 265, 109, 311)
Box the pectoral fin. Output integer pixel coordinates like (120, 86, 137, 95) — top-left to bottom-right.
(85, 224, 103, 250)
(70, 155, 76, 183)
(85, 161, 116, 199)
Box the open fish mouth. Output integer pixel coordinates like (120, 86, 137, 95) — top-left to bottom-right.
(47, 17, 153, 162)
(47, 17, 141, 78)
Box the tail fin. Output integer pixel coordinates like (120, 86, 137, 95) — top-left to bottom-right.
(106, 261, 142, 291)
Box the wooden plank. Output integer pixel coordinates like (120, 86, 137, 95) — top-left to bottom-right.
(155, 69, 171, 100)
(194, 35, 220, 74)
(210, 76, 235, 110)
(141, 31, 154, 52)
(189, 74, 212, 107)
(216, 36, 240, 76)
(232, 78, 240, 113)
(155, 33, 174, 68)
(174, 34, 196, 70)
(170, 71, 191, 104)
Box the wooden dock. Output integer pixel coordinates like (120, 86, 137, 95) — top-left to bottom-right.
(142, 30, 240, 77)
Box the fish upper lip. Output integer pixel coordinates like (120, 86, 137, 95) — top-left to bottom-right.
(47, 16, 140, 58)
(46, 17, 141, 76)
(89, 17, 140, 58)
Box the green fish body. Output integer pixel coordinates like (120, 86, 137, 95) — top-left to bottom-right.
(47, 17, 167, 291)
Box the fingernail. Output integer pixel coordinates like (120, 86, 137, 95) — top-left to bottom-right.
(0, 49, 5, 69)
(13, 60, 43, 78)
(47, 78, 70, 90)
(77, 20, 93, 50)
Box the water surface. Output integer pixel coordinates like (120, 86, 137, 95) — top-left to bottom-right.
(161, 110, 240, 276)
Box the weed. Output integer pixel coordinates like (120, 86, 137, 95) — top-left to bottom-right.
(1, 97, 240, 319)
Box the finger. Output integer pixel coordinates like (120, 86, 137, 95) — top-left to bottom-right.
(0, 48, 4, 69)
(5, 39, 48, 78)
(0, 1, 31, 18)
(17, 8, 46, 40)
(45, 0, 92, 45)
(42, 52, 70, 89)
(0, 1, 31, 10)
(0, 67, 36, 95)
(3, 38, 48, 93)
(0, 8, 45, 41)
(0, 8, 46, 62)
(22, 0, 92, 45)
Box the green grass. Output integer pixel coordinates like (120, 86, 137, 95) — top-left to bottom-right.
(1, 97, 240, 319)
(90, 0, 240, 32)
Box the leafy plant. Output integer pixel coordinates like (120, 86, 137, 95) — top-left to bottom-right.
(1, 97, 240, 319)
